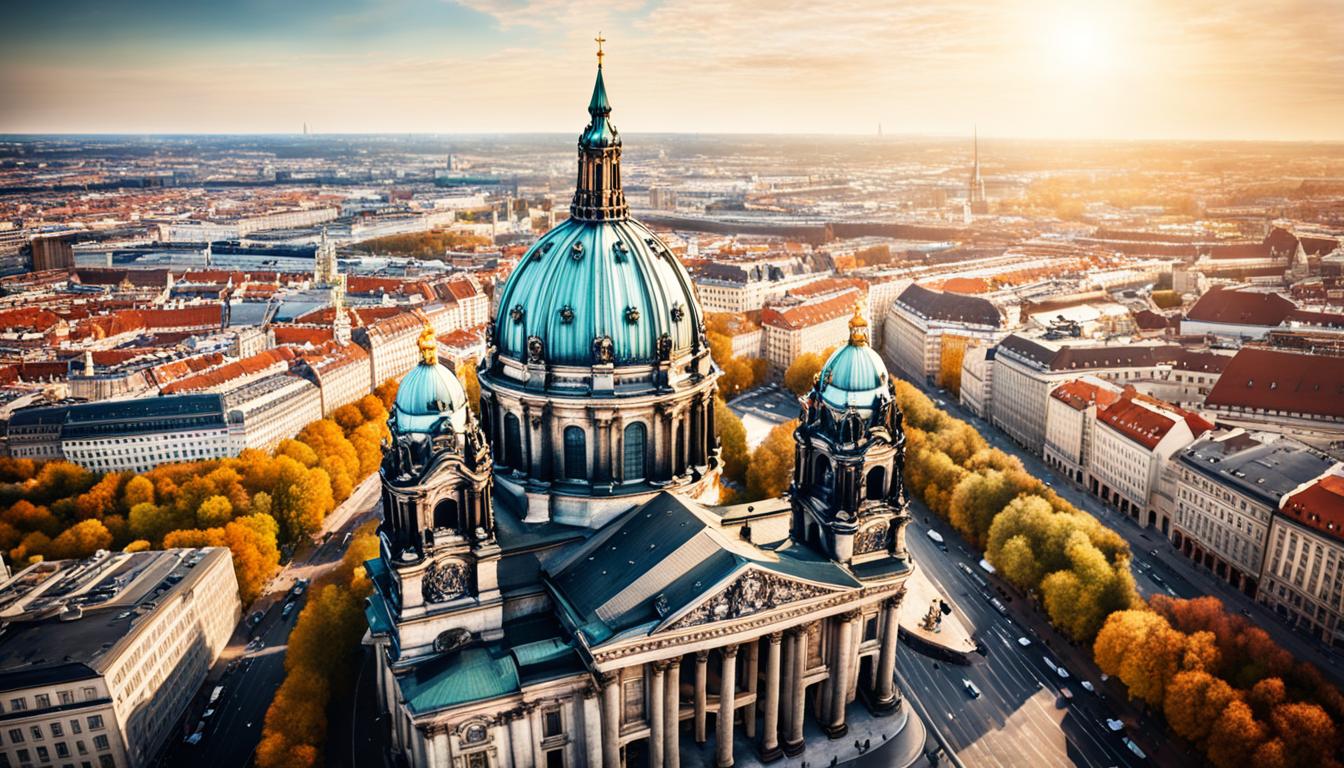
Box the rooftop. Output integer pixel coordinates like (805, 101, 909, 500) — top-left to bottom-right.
(1185, 288, 1296, 327)
(1179, 431, 1337, 508)
(1280, 467, 1344, 544)
(1205, 348, 1344, 419)
(895, 283, 1002, 328)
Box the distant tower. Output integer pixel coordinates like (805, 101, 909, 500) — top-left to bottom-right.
(878, 122, 883, 137)
(303, 122, 308, 136)
(968, 127, 989, 216)
(332, 272, 351, 345)
(314, 227, 337, 287)
(83, 350, 94, 378)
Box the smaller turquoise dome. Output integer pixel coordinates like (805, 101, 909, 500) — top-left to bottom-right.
(817, 309, 889, 415)
(393, 360, 468, 434)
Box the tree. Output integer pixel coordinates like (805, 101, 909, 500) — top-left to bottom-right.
(196, 495, 234, 528)
(47, 519, 112, 560)
(1269, 702, 1339, 768)
(938, 335, 969, 396)
(373, 379, 399, 410)
(1093, 609, 1189, 706)
(1207, 699, 1269, 768)
(123, 539, 151, 553)
(783, 350, 827, 395)
(74, 473, 121, 521)
(129, 502, 179, 546)
(331, 404, 364, 434)
(1163, 670, 1238, 746)
(744, 420, 797, 501)
(714, 398, 749, 484)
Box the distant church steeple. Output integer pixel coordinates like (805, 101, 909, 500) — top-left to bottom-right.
(570, 34, 629, 222)
(968, 126, 988, 216)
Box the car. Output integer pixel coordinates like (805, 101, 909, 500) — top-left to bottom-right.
(1150, 573, 1165, 586)
(1042, 656, 1059, 674)
(957, 562, 974, 576)
(1105, 718, 1125, 733)
(1017, 636, 1032, 647)
(974, 639, 988, 656)
(1123, 737, 1147, 759)
(1059, 687, 1074, 701)
(1056, 665, 1070, 680)
(962, 679, 981, 698)
(282, 602, 296, 618)
(1149, 548, 1159, 557)
(989, 598, 1008, 615)
(202, 708, 216, 719)
(209, 686, 224, 705)
(247, 611, 264, 626)
(1080, 681, 1095, 693)
(1239, 608, 1252, 617)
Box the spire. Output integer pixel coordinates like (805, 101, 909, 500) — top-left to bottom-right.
(571, 39, 628, 221)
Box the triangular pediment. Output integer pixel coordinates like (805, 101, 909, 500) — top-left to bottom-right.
(658, 566, 843, 633)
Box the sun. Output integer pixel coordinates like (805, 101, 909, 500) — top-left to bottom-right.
(1044, 10, 1118, 78)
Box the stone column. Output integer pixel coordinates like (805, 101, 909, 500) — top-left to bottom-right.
(600, 671, 622, 768)
(694, 650, 709, 743)
(760, 632, 783, 762)
(651, 406, 666, 480)
(650, 662, 666, 768)
(594, 415, 612, 483)
(508, 709, 533, 768)
(716, 645, 738, 768)
(743, 641, 759, 739)
(664, 660, 681, 768)
(583, 687, 604, 768)
(824, 612, 859, 739)
(783, 628, 806, 756)
(872, 596, 902, 713)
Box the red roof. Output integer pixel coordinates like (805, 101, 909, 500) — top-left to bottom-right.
(160, 348, 296, 394)
(1050, 378, 1122, 411)
(1205, 348, 1344, 419)
(761, 289, 862, 331)
(444, 277, 480, 301)
(1097, 390, 1211, 450)
(1281, 469, 1344, 543)
(1185, 288, 1295, 327)
(273, 326, 333, 346)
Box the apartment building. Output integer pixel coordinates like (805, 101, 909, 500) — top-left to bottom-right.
(1172, 431, 1336, 596)
(1179, 287, 1296, 340)
(692, 258, 826, 313)
(882, 283, 1003, 384)
(1260, 466, 1344, 648)
(958, 345, 995, 418)
(50, 396, 236, 473)
(1042, 376, 1122, 485)
(222, 372, 323, 452)
(1204, 347, 1344, 450)
(296, 342, 371, 416)
(1088, 390, 1213, 529)
(760, 289, 864, 376)
(0, 548, 239, 768)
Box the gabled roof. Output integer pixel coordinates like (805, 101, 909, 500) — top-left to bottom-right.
(761, 289, 861, 331)
(1185, 288, 1295, 327)
(1280, 467, 1344, 544)
(1050, 378, 1122, 412)
(1096, 390, 1211, 450)
(547, 492, 859, 647)
(1205, 348, 1344, 419)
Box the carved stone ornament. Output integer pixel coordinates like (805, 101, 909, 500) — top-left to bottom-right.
(854, 520, 890, 554)
(459, 720, 489, 744)
(571, 241, 585, 260)
(657, 332, 673, 361)
(612, 241, 629, 262)
(535, 240, 554, 260)
(559, 305, 575, 324)
(424, 558, 471, 603)
(434, 627, 473, 654)
(526, 335, 544, 364)
(593, 335, 614, 364)
(625, 306, 640, 324)
(510, 305, 525, 324)
(667, 569, 834, 631)
(670, 303, 685, 322)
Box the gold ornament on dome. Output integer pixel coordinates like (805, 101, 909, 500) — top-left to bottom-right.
(418, 322, 438, 365)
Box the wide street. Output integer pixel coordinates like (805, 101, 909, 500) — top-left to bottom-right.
(898, 503, 1168, 768)
(155, 475, 382, 768)
(918, 383, 1344, 691)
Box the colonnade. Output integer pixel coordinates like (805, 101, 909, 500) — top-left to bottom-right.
(592, 598, 902, 768)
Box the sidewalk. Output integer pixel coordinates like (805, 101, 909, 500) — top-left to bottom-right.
(898, 567, 977, 660)
(677, 705, 926, 768)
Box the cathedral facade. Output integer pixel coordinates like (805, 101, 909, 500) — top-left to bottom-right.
(364, 53, 917, 768)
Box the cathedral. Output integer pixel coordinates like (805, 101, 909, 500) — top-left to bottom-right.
(364, 49, 917, 768)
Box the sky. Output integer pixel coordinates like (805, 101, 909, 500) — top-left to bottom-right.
(3, 0, 1343, 141)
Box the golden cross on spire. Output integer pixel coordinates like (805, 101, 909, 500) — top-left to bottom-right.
(595, 32, 606, 67)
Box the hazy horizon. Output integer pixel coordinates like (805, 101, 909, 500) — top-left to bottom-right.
(4, 0, 1344, 141)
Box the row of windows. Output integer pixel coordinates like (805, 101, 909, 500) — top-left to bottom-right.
(0, 750, 114, 768)
(2, 715, 104, 745)
(2, 692, 98, 716)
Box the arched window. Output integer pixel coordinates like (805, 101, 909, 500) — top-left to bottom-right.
(504, 412, 523, 471)
(814, 455, 834, 494)
(623, 422, 646, 481)
(866, 466, 887, 500)
(432, 498, 458, 531)
(564, 426, 587, 481)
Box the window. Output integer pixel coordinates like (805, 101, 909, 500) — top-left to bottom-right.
(82, 688, 96, 702)
(36, 747, 48, 763)
(563, 427, 586, 481)
(70, 721, 82, 735)
(92, 735, 108, 751)
(504, 412, 523, 470)
(9, 698, 25, 712)
(51, 724, 62, 738)
(30, 726, 42, 741)
(34, 694, 50, 709)
(9, 729, 23, 744)
(546, 749, 565, 768)
(86, 716, 103, 731)
(99, 756, 114, 768)
(622, 423, 646, 481)
(543, 707, 563, 738)
(15, 751, 28, 765)
(56, 743, 69, 759)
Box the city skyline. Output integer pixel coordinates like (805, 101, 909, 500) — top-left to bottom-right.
(4, 0, 1344, 141)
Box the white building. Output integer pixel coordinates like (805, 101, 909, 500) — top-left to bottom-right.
(1260, 465, 1344, 648)
(1042, 376, 1122, 486)
(1179, 287, 1295, 340)
(958, 345, 995, 418)
(54, 395, 237, 474)
(223, 372, 324, 452)
(1087, 390, 1212, 529)
(761, 289, 865, 376)
(0, 548, 239, 768)
(693, 259, 827, 314)
(1172, 431, 1336, 596)
(881, 284, 1003, 384)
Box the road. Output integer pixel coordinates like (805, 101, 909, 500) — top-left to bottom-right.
(919, 384, 1344, 691)
(156, 475, 383, 768)
(899, 505, 1168, 767)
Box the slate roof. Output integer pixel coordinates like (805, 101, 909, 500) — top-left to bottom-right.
(1185, 288, 1296, 327)
(895, 283, 1002, 327)
(548, 492, 860, 646)
(1178, 432, 1336, 509)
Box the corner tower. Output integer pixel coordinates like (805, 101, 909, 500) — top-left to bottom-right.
(792, 305, 910, 565)
(478, 46, 721, 529)
(379, 324, 502, 657)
